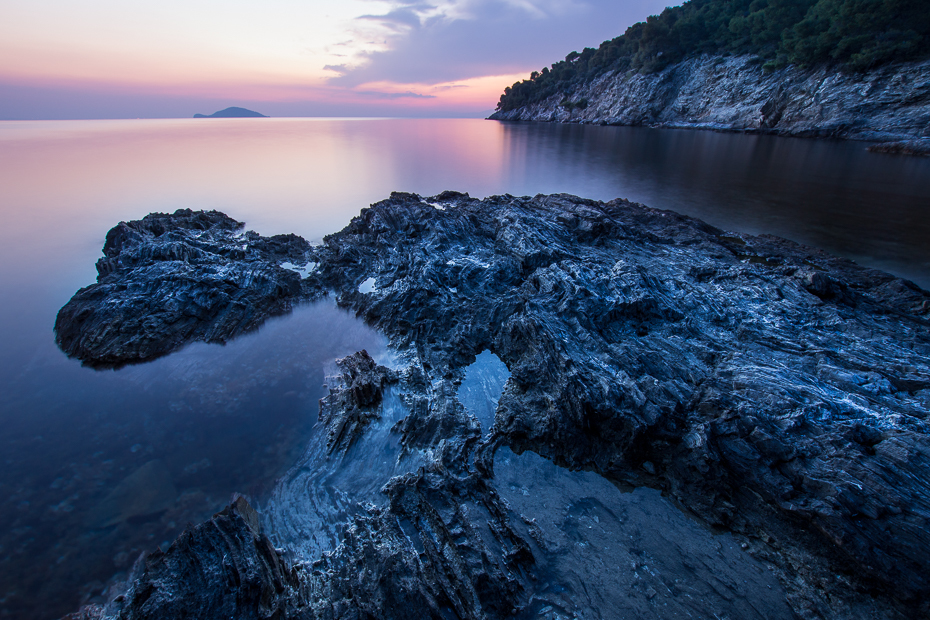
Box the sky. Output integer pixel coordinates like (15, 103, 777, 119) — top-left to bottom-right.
(0, 0, 672, 120)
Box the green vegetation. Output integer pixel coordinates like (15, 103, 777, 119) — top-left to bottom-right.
(496, 0, 930, 112)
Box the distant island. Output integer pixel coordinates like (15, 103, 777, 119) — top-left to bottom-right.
(193, 106, 267, 118)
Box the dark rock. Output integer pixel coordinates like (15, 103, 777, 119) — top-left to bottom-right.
(311, 191, 930, 617)
(302, 460, 533, 620)
(61, 193, 930, 619)
(318, 350, 397, 453)
(54, 208, 321, 368)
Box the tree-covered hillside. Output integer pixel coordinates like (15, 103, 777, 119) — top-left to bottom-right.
(496, 0, 930, 112)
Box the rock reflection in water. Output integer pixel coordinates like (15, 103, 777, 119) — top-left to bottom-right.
(0, 299, 387, 620)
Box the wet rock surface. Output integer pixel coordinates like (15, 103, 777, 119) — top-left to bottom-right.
(62, 192, 930, 618)
(492, 447, 794, 619)
(318, 350, 397, 453)
(489, 54, 930, 144)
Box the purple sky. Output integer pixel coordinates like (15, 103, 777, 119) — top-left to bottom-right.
(0, 0, 672, 119)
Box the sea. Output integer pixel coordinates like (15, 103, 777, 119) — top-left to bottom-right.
(0, 117, 928, 619)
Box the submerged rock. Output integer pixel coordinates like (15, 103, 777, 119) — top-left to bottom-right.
(88, 460, 177, 528)
(62, 193, 930, 619)
(67, 497, 303, 620)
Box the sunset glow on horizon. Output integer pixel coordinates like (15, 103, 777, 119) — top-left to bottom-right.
(0, 0, 671, 119)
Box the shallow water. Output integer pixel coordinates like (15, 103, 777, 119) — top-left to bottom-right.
(494, 447, 794, 619)
(458, 350, 510, 434)
(462, 351, 791, 617)
(0, 118, 928, 618)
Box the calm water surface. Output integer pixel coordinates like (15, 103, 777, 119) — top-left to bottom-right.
(0, 118, 928, 619)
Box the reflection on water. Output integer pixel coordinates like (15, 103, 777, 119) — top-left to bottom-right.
(499, 123, 930, 286)
(0, 118, 928, 618)
(265, 385, 426, 561)
(1, 119, 927, 289)
(458, 350, 510, 434)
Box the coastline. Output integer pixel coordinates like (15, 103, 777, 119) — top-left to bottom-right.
(489, 54, 930, 145)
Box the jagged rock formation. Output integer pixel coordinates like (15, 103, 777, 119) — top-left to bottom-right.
(62, 193, 930, 619)
(489, 54, 930, 142)
(318, 350, 398, 453)
(54, 208, 321, 368)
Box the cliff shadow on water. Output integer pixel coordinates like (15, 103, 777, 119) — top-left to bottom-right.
(496, 121, 930, 289)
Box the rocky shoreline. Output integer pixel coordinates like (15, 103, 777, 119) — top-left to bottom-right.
(60, 193, 930, 619)
(488, 55, 930, 144)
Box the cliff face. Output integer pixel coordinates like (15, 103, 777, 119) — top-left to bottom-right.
(489, 55, 930, 141)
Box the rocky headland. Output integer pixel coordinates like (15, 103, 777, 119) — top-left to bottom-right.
(59, 193, 930, 619)
(489, 55, 930, 142)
